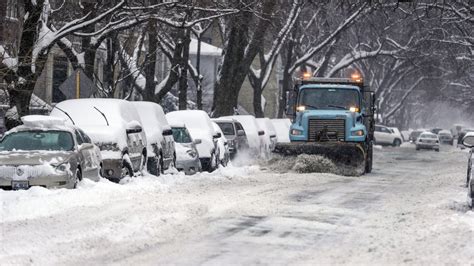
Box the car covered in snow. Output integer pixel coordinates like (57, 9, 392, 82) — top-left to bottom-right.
(212, 121, 230, 166)
(170, 123, 202, 175)
(462, 132, 474, 208)
(437, 130, 454, 145)
(374, 124, 402, 146)
(166, 110, 219, 172)
(389, 127, 405, 142)
(270, 118, 291, 143)
(132, 101, 176, 175)
(415, 132, 440, 151)
(457, 129, 474, 149)
(221, 115, 265, 157)
(0, 116, 102, 190)
(212, 118, 248, 159)
(50, 99, 147, 182)
(256, 118, 278, 153)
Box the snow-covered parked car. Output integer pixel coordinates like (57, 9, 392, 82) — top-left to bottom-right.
(270, 118, 291, 143)
(0, 116, 102, 190)
(212, 118, 248, 159)
(51, 99, 147, 182)
(462, 132, 474, 208)
(375, 124, 402, 146)
(212, 122, 230, 166)
(166, 110, 219, 172)
(132, 101, 176, 175)
(415, 132, 440, 152)
(170, 123, 202, 175)
(389, 127, 404, 142)
(221, 115, 265, 157)
(256, 118, 278, 152)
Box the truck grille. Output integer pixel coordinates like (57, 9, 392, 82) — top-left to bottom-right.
(308, 119, 345, 142)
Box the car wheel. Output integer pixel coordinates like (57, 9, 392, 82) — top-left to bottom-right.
(148, 155, 161, 176)
(121, 158, 133, 178)
(73, 168, 82, 189)
(393, 139, 401, 147)
(435, 148, 440, 152)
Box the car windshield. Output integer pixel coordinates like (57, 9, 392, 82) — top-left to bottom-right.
(217, 122, 235, 135)
(172, 127, 192, 143)
(298, 88, 360, 110)
(0, 130, 74, 151)
(420, 134, 436, 139)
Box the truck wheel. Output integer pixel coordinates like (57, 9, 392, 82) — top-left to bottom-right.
(393, 139, 401, 147)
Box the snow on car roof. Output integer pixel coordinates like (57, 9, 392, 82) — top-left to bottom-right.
(169, 122, 186, 128)
(21, 115, 67, 128)
(211, 118, 235, 123)
(51, 98, 143, 127)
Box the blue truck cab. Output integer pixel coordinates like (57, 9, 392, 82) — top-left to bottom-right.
(289, 83, 367, 143)
(281, 77, 376, 173)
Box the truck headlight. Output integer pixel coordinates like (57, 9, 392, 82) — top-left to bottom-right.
(291, 129, 303, 136)
(351, 130, 364, 136)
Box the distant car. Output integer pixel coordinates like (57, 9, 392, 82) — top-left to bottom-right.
(212, 118, 248, 159)
(437, 130, 454, 145)
(409, 130, 423, 143)
(461, 132, 474, 208)
(270, 118, 291, 143)
(132, 102, 176, 175)
(0, 116, 102, 190)
(256, 118, 278, 152)
(51, 99, 147, 182)
(170, 123, 202, 175)
(389, 127, 405, 142)
(166, 110, 219, 172)
(431, 128, 443, 135)
(212, 122, 230, 166)
(374, 125, 402, 146)
(221, 115, 265, 157)
(415, 132, 440, 151)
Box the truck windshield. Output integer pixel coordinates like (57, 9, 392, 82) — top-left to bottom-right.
(298, 88, 360, 110)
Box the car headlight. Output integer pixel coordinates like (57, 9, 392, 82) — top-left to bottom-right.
(351, 130, 364, 136)
(52, 163, 69, 173)
(187, 150, 197, 158)
(291, 129, 303, 136)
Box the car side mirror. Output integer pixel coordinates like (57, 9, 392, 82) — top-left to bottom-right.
(258, 130, 265, 136)
(126, 126, 142, 134)
(213, 132, 222, 139)
(237, 130, 245, 136)
(162, 129, 173, 136)
(462, 135, 474, 148)
(126, 121, 142, 134)
(285, 91, 296, 116)
(79, 143, 93, 151)
(193, 139, 202, 145)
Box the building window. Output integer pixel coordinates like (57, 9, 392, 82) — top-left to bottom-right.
(6, 0, 18, 20)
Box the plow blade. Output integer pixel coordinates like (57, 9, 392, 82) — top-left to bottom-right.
(273, 142, 366, 167)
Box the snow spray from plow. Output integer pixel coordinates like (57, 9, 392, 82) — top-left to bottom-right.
(270, 142, 367, 176)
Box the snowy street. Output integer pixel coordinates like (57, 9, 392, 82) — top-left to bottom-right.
(1, 145, 473, 265)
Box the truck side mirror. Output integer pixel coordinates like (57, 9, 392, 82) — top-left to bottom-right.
(285, 91, 296, 117)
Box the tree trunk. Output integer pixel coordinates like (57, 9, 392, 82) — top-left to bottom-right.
(144, 21, 158, 102)
(178, 30, 190, 110)
(277, 39, 295, 118)
(196, 38, 203, 110)
(212, 0, 275, 117)
(253, 86, 264, 118)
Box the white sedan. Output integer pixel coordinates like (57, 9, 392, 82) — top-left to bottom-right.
(415, 132, 440, 152)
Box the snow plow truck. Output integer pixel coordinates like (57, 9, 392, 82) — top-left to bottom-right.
(274, 73, 376, 174)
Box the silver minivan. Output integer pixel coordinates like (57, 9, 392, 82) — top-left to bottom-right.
(51, 99, 147, 182)
(132, 101, 176, 175)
